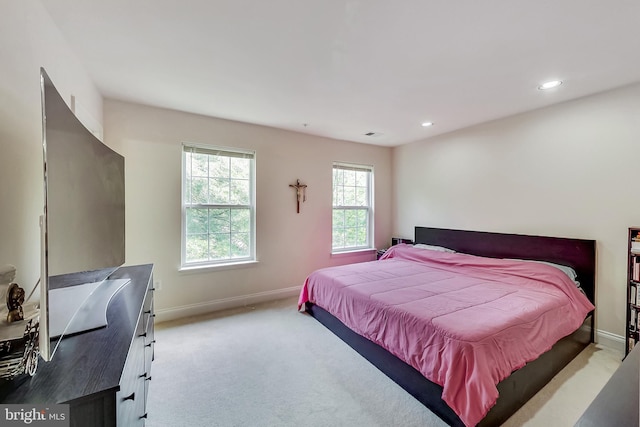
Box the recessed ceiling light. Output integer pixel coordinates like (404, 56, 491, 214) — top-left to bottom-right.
(538, 80, 563, 90)
(421, 122, 434, 127)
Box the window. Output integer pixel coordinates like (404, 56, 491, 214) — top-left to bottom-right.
(182, 144, 255, 267)
(332, 162, 373, 252)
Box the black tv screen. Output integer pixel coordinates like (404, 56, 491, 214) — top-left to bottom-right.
(40, 68, 125, 360)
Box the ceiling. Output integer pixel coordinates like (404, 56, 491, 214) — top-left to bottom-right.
(41, 0, 640, 147)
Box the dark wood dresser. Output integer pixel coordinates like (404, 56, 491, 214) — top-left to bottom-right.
(0, 264, 155, 427)
(574, 343, 639, 427)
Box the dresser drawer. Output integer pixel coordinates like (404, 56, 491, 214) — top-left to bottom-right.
(117, 332, 146, 426)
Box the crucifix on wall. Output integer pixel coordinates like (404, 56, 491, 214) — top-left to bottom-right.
(289, 179, 307, 213)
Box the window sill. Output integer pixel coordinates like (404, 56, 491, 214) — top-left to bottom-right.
(331, 248, 377, 258)
(179, 260, 259, 274)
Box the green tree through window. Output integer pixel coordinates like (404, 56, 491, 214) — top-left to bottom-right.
(182, 145, 255, 266)
(332, 163, 373, 251)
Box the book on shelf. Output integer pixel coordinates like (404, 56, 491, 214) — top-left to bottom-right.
(629, 336, 636, 350)
(632, 284, 638, 305)
(631, 309, 638, 331)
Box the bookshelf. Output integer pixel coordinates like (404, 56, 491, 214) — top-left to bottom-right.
(626, 227, 640, 356)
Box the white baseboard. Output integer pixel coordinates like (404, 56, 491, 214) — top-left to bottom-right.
(155, 286, 301, 323)
(595, 328, 625, 354)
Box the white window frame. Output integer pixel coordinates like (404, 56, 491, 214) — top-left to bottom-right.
(181, 143, 256, 269)
(332, 162, 374, 253)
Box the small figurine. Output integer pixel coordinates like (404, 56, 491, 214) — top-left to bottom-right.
(6, 283, 25, 323)
(0, 264, 40, 379)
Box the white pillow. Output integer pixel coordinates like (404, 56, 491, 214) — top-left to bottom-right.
(508, 258, 580, 286)
(536, 261, 578, 281)
(413, 244, 456, 253)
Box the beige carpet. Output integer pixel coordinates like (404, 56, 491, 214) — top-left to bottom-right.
(146, 297, 621, 427)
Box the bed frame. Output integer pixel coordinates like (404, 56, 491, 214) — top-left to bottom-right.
(305, 226, 596, 426)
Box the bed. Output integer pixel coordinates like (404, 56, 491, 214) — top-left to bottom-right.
(299, 226, 596, 427)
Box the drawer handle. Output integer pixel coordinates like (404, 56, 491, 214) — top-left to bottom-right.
(145, 340, 156, 347)
(145, 376, 152, 381)
(139, 373, 147, 379)
(123, 392, 135, 401)
(139, 332, 147, 338)
(140, 413, 148, 419)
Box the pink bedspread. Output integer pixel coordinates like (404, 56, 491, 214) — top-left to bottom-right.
(298, 244, 594, 427)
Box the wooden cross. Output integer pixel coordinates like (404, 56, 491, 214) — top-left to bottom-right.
(289, 179, 307, 213)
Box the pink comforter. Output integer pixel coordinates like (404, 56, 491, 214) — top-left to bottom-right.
(298, 244, 594, 427)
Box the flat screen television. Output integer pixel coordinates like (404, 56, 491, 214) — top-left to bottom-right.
(39, 68, 126, 361)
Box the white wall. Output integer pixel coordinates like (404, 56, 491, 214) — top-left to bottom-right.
(0, 1, 103, 291)
(104, 99, 392, 321)
(393, 83, 640, 348)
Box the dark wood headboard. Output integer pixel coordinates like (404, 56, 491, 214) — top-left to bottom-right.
(414, 226, 596, 305)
